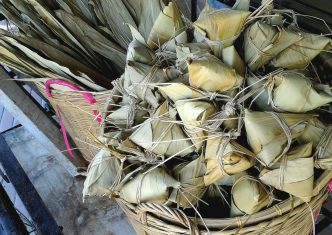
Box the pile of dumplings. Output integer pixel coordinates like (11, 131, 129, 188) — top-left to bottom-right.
(83, 0, 332, 218)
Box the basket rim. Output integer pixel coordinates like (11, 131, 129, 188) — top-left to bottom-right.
(116, 170, 331, 230)
(116, 188, 328, 233)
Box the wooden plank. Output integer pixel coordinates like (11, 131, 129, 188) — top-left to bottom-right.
(0, 135, 63, 235)
(0, 67, 81, 176)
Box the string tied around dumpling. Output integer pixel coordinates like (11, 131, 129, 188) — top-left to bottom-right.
(313, 125, 332, 168)
(231, 175, 276, 213)
(278, 154, 289, 190)
(216, 131, 241, 176)
(202, 101, 241, 132)
(267, 112, 292, 167)
(112, 76, 130, 97)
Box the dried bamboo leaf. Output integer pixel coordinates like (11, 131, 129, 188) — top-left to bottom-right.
(170, 154, 207, 208)
(127, 34, 156, 64)
(7, 0, 58, 44)
(244, 110, 314, 166)
(0, 3, 34, 36)
(122, 0, 163, 40)
(259, 143, 314, 202)
(272, 32, 332, 69)
(24, 0, 92, 58)
(230, 172, 270, 216)
(159, 83, 203, 103)
(55, 10, 126, 74)
(194, 9, 250, 48)
(83, 149, 121, 198)
(60, 0, 98, 26)
(204, 136, 256, 185)
(298, 118, 332, 170)
(222, 45, 245, 77)
(244, 22, 302, 71)
(232, 0, 250, 11)
(130, 102, 195, 157)
(0, 40, 62, 78)
(2, 36, 104, 90)
(176, 42, 211, 72)
(176, 100, 216, 150)
(188, 54, 243, 93)
(119, 167, 180, 204)
(6, 33, 110, 84)
(124, 62, 180, 107)
(147, 1, 184, 49)
(94, 0, 136, 49)
(248, 72, 332, 112)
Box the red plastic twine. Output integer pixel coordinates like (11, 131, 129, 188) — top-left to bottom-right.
(45, 79, 102, 157)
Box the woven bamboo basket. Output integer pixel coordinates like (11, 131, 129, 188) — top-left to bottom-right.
(37, 82, 111, 162)
(100, 82, 332, 235)
(116, 171, 331, 235)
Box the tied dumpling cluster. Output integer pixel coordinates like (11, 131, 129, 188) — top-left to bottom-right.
(83, 0, 332, 219)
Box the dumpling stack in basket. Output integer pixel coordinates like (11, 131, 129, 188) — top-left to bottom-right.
(83, 0, 332, 218)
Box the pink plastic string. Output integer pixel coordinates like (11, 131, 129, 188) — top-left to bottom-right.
(45, 79, 102, 157)
(55, 106, 74, 157)
(328, 179, 332, 193)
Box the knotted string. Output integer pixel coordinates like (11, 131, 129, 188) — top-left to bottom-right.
(313, 125, 332, 168)
(231, 175, 276, 214)
(268, 112, 292, 166)
(215, 131, 242, 176)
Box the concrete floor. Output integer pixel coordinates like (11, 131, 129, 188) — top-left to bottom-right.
(2, 126, 135, 235)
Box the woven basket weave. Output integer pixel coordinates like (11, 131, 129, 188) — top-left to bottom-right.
(37, 83, 111, 162)
(116, 171, 331, 235)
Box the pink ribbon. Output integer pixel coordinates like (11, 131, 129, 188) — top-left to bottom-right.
(45, 79, 102, 157)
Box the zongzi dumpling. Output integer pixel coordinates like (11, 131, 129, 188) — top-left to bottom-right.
(119, 167, 180, 204)
(83, 149, 121, 199)
(188, 54, 243, 93)
(272, 32, 332, 69)
(204, 135, 256, 185)
(259, 143, 314, 202)
(230, 172, 270, 216)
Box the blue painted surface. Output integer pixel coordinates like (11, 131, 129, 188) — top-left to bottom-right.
(208, 0, 230, 9)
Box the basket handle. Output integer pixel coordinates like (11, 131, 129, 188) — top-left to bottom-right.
(44, 79, 102, 158)
(45, 79, 102, 123)
(136, 203, 200, 234)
